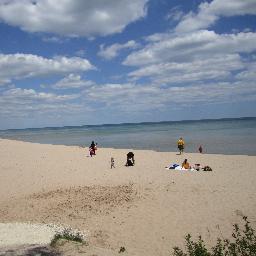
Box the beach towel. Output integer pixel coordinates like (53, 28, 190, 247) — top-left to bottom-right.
(166, 164, 196, 172)
(166, 163, 180, 169)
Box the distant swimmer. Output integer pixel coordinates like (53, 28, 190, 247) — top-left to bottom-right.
(177, 137, 185, 154)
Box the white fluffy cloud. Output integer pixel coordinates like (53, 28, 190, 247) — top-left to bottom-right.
(236, 62, 256, 81)
(2, 88, 78, 102)
(175, 0, 256, 33)
(81, 81, 256, 113)
(98, 40, 139, 60)
(123, 27, 256, 98)
(1, 78, 256, 124)
(165, 6, 184, 22)
(0, 0, 148, 37)
(124, 30, 256, 66)
(0, 54, 94, 86)
(0, 87, 83, 120)
(50, 74, 95, 89)
(128, 54, 244, 84)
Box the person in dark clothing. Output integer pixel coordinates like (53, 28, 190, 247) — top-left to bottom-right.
(89, 141, 96, 156)
(126, 152, 135, 166)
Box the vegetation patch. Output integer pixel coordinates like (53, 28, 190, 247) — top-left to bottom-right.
(173, 216, 256, 256)
(50, 228, 84, 247)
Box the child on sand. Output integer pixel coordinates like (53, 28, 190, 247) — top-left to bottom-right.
(111, 157, 115, 168)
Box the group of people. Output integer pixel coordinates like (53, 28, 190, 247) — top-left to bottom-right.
(177, 137, 203, 154)
(112, 152, 135, 168)
(88, 138, 203, 169)
(88, 141, 135, 168)
(176, 138, 204, 171)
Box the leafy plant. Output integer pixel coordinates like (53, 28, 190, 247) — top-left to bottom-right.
(173, 216, 256, 256)
(50, 228, 83, 247)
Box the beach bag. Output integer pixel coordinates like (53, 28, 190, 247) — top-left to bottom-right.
(202, 166, 212, 171)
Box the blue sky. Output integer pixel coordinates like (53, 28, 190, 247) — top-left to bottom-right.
(0, 0, 256, 129)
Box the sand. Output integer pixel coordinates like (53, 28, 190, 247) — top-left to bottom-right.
(0, 138, 256, 255)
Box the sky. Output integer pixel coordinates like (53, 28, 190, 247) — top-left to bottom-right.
(0, 0, 256, 129)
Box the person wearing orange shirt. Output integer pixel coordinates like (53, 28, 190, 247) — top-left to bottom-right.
(182, 159, 190, 169)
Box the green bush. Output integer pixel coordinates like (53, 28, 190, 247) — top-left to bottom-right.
(173, 216, 256, 256)
(50, 228, 83, 247)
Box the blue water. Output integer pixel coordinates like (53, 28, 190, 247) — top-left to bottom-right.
(0, 117, 256, 155)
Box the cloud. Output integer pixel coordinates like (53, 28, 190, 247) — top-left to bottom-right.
(42, 36, 66, 43)
(0, 0, 148, 37)
(0, 87, 83, 120)
(75, 50, 86, 57)
(2, 88, 79, 102)
(0, 53, 94, 85)
(50, 74, 95, 89)
(165, 6, 184, 21)
(128, 54, 244, 84)
(98, 40, 140, 60)
(82, 83, 165, 111)
(2, 79, 256, 124)
(236, 62, 256, 81)
(81, 79, 256, 111)
(175, 0, 256, 33)
(124, 30, 256, 66)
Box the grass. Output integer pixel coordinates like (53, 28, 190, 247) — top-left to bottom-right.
(172, 216, 256, 256)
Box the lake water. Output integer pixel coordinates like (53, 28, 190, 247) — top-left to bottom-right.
(0, 117, 256, 155)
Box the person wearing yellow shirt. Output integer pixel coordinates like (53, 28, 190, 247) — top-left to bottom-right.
(182, 159, 190, 169)
(177, 137, 185, 154)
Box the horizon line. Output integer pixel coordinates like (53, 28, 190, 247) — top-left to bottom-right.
(1, 116, 255, 132)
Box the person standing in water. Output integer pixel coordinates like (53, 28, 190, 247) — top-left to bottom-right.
(177, 137, 185, 154)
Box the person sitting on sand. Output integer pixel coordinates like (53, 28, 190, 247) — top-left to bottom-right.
(177, 137, 185, 154)
(182, 159, 190, 169)
(126, 152, 135, 166)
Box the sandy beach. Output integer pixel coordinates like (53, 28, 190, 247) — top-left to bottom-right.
(0, 138, 256, 255)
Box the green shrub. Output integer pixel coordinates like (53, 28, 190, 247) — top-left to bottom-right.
(50, 228, 83, 247)
(173, 216, 256, 256)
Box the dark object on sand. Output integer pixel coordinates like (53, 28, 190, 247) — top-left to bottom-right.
(202, 166, 212, 171)
(126, 152, 135, 166)
(119, 246, 126, 253)
(194, 163, 201, 171)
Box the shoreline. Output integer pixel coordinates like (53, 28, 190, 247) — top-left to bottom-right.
(1, 138, 255, 157)
(0, 138, 256, 255)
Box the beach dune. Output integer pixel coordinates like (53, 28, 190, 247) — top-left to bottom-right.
(0, 139, 256, 255)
